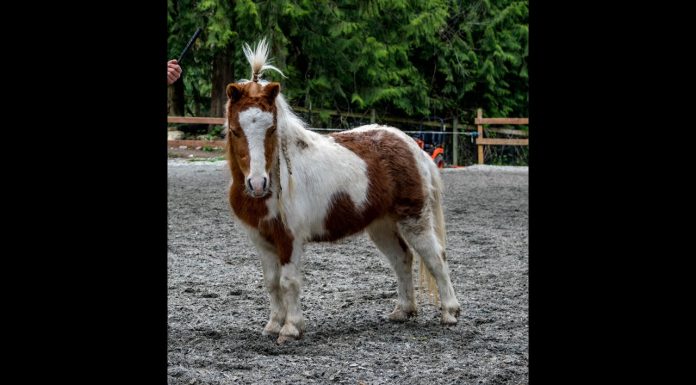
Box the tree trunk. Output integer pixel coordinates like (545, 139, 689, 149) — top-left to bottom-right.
(168, 76, 185, 116)
(210, 43, 235, 120)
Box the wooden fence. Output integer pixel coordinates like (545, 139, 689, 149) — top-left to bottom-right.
(474, 108, 528, 164)
(168, 108, 529, 166)
(167, 116, 226, 148)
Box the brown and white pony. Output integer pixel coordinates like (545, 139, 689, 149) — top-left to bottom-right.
(225, 39, 460, 344)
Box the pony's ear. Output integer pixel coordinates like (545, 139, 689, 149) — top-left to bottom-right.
(226, 83, 244, 103)
(263, 82, 281, 103)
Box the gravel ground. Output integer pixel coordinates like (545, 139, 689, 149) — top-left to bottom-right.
(168, 160, 528, 384)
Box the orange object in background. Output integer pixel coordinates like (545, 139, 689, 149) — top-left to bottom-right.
(413, 136, 445, 168)
(431, 147, 445, 168)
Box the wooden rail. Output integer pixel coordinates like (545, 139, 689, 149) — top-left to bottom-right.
(168, 139, 226, 148)
(475, 109, 529, 164)
(167, 116, 226, 149)
(476, 138, 529, 146)
(486, 127, 528, 137)
(474, 117, 528, 125)
(167, 116, 225, 125)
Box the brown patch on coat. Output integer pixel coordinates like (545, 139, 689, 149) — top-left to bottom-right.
(259, 217, 294, 265)
(228, 175, 270, 227)
(311, 129, 425, 241)
(228, 182, 294, 265)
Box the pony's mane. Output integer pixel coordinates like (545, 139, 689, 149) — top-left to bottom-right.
(275, 92, 308, 134)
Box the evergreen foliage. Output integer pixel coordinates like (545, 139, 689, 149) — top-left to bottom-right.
(167, 0, 528, 123)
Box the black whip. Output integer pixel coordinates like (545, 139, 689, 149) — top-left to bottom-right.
(177, 28, 202, 64)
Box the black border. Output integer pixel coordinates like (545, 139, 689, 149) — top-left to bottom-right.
(30, 1, 660, 381)
(41, 2, 168, 381)
(528, 1, 642, 381)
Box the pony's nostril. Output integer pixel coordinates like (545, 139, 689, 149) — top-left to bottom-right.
(262, 177, 267, 190)
(247, 179, 253, 191)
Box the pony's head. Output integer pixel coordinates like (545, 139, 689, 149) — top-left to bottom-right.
(225, 38, 285, 198)
(226, 81, 281, 197)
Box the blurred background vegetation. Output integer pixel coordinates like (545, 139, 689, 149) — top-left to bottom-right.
(168, 0, 528, 165)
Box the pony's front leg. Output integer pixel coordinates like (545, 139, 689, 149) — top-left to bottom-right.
(248, 232, 286, 336)
(277, 240, 305, 344)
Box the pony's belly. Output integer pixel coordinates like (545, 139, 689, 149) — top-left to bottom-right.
(305, 193, 386, 243)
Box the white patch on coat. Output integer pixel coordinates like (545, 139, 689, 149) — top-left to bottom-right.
(268, 94, 371, 240)
(239, 107, 274, 180)
(264, 194, 280, 221)
(278, 134, 369, 239)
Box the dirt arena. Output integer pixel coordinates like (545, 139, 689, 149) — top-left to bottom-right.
(168, 160, 528, 384)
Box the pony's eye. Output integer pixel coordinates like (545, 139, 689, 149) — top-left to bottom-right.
(268, 126, 276, 134)
(231, 129, 241, 138)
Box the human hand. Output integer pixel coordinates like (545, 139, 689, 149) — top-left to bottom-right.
(167, 59, 182, 85)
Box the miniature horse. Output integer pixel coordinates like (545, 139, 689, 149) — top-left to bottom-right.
(225, 39, 460, 344)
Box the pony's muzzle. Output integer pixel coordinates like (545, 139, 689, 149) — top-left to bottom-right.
(246, 175, 269, 197)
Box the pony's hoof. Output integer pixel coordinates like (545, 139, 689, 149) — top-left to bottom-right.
(262, 320, 283, 336)
(441, 312, 458, 325)
(276, 334, 299, 345)
(450, 305, 461, 317)
(276, 323, 302, 344)
(441, 302, 461, 324)
(387, 307, 417, 322)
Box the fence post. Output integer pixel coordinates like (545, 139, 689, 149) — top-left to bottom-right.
(370, 109, 376, 123)
(477, 108, 484, 164)
(452, 116, 459, 166)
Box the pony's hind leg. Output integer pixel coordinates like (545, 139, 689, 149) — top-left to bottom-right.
(397, 217, 461, 324)
(367, 218, 417, 321)
(248, 232, 286, 336)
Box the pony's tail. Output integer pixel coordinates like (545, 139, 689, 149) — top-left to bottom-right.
(431, 167, 447, 251)
(242, 37, 286, 82)
(418, 162, 446, 305)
